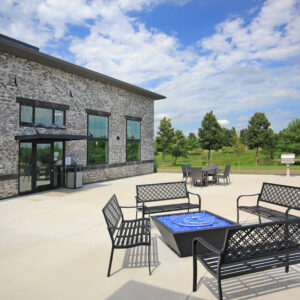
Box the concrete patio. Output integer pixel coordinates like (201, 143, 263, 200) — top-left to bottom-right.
(0, 173, 299, 300)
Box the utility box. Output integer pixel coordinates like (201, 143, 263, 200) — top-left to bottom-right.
(281, 153, 295, 164)
(281, 154, 295, 177)
(66, 165, 83, 189)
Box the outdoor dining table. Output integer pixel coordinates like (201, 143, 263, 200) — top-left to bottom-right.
(192, 166, 218, 185)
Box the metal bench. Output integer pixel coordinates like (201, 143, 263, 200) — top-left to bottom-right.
(102, 194, 151, 277)
(136, 181, 201, 218)
(237, 182, 300, 223)
(193, 218, 300, 299)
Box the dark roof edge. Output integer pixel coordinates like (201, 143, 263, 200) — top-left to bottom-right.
(0, 38, 166, 101)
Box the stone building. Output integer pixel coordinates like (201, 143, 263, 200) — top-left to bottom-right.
(0, 35, 165, 199)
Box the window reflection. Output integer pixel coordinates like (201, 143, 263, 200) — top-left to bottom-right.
(54, 110, 64, 127)
(87, 115, 109, 165)
(126, 119, 141, 161)
(88, 140, 108, 164)
(20, 105, 33, 123)
(88, 115, 108, 138)
(19, 142, 32, 192)
(35, 107, 52, 126)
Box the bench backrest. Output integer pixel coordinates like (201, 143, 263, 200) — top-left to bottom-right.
(136, 181, 188, 202)
(259, 182, 300, 209)
(222, 219, 300, 264)
(102, 194, 123, 239)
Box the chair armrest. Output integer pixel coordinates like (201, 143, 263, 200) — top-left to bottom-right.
(237, 193, 260, 208)
(193, 236, 223, 255)
(285, 207, 300, 218)
(187, 192, 201, 210)
(135, 196, 145, 203)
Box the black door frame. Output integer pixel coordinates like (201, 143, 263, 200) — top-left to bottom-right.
(34, 142, 53, 192)
(18, 140, 65, 195)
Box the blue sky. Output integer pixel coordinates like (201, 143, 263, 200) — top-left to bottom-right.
(1, 0, 299, 134)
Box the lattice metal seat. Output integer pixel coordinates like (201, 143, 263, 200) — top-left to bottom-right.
(136, 181, 201, 218)
(102, 194, 151, 277)
(193, 218, 300, 300)
(237, 182, 300, 223)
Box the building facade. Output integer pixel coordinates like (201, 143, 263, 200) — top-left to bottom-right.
(0, 36, 165, 200)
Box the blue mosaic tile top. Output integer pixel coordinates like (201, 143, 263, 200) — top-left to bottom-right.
(157, 211, 232, 232)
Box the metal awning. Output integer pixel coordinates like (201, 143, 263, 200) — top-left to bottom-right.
(15, 133, 89, 141)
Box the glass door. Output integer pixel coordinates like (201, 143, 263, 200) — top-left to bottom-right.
(19, 142, 33, 193)
(35, 143, 52, 190)
(53, 141, 63, 188)
(19, 141, 65, 195)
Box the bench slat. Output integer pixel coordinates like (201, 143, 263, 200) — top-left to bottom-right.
(140, 203, 199, 214)
(197, 251, 300, 279)
(239, 206, 298, 220)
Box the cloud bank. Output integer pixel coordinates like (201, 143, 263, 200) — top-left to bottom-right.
(0, 0, 299, 133)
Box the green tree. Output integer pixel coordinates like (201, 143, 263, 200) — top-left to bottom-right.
(187, 132, 199, 152)
(246, 112, 271, 166)
(232, 133, 245, 170)
(240, 128, 248, 145)
(222, 127, 235, 152)
(155, 117, 174, 162)
(198, 111, 223, 162)
(262, 129, 278, 159)
(277, 119, 300, 155)
(170, 130, 188, 166)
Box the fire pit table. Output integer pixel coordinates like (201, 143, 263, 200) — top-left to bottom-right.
(152, 211, 238, 257)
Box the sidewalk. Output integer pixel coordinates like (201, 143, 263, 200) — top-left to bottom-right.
(158, 168, 300, 175)
(0, 173, 299, 300)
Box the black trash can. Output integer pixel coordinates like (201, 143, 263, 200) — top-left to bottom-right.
(66, 165, 83, 189)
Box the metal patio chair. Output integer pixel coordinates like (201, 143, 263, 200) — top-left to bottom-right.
(207, 163, 218, 183)
(216, 164, 231, 185)
(181, 164, 192, 182)
(191, 167, 208, 187)
(102, 194, 151, 277)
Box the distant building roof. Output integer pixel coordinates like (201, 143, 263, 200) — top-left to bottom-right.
(0, 35, 166, 101)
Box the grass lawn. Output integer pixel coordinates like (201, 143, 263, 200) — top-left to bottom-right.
(155, 149, 300, 170)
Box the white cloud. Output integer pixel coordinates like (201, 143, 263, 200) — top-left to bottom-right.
(154, 113, 171, 121)
(0, 0, 299, 132)
(238, 115, 250, 121)
(218, 119, 230, 126)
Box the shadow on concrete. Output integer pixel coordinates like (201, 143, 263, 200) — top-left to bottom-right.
(110, 236, 160, 276)
(198, 265, 300, 299)
(123, 236, 160, 273)
(106, 280, 202, 300)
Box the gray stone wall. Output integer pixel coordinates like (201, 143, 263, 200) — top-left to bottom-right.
(0, 51, 154, 199)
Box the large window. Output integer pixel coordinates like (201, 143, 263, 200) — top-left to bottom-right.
(126, 119, 141, 161)
(87, 115, 108, 164)
(19, 142, 32, 193)
(35, 107, 52, 126)
(20, 105, 65, 128)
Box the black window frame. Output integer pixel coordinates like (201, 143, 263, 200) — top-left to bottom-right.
(126, 116, 141, 162)
(18, 97, 67, 129)
(87, 112, 110, 165)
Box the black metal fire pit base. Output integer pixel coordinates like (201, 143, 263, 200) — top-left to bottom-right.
(152, 211, 238, 257)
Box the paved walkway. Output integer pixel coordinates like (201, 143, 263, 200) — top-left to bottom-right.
(0, 173, 299, 300)
(158, 168, 300, 175)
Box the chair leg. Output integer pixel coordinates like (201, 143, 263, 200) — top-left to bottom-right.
(218, 277, 223, 300)
(193, 253, 197, 291)
(107, 247, 115, 277)
(285, 265, 289, 273)
(148, 243, 151, 275)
